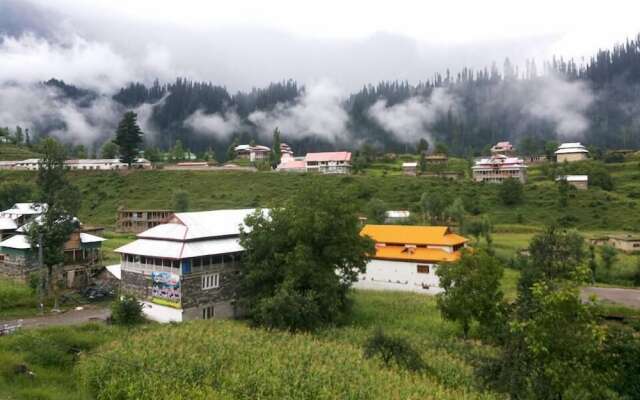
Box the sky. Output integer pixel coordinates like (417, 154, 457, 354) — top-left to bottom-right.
(2, 0, 639, 92)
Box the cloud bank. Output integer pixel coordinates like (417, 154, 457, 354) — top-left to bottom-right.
(184, 110, 244, 140)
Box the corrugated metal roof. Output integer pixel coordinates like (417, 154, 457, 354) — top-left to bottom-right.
(0, 234, 31, 249)
(172, 209, 258, 240)
(361, 224, 468, 246)
(114, 237, 243, 259)
(80, 233, 106, 243)
(137, 223, 188, 240)
(1, 203, 47, 216)
(0, 217, 17, 230)
(305, 152, 352, 162)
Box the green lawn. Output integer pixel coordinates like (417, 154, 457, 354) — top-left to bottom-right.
(0, 144, 40, 161)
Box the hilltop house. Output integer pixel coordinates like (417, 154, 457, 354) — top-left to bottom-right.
(555, 143, 589, 163)
(556, 175, 588, 190)
(402, 162, 418, 176)
(115, 209, 262, 322)
(491, 141, 515, 156)
(234, 144, 271, 162)
(472, 154, 527, 183)
(589, 234, 640, 253)
(5, 158, 151, 171)
(304, 152, 352, 174)
(384, 211, 411, 224)
(354, 225, 468, 294)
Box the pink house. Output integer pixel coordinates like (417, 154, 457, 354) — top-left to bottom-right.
(305, 152, 352, 174)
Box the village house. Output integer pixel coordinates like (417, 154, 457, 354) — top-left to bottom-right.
(6, 158, 151, 171)
(304, 151, 352, 174)
(354, 225, 468, 294)
(472, 154, 527, 183)
(116, 208, 174, 233)
(0, 223, 106, 286)
(523, 155, 548, 164)
(234, 144, 271, 162)
(490, 141, 515, 156)
(114, 209, 262, 322)
(555, 142, 589, 163)
(425, 154, 448, 164)
(590, 234, 640, 253)
(556, 175, 588, 190)
(402, 162, 418, 176)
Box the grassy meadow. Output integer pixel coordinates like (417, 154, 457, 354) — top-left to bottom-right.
(0, 291, 504, 400)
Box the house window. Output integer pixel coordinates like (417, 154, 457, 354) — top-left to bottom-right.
(202, 273, 220, 290)
(417, 265, 430, 274)
(202, 306, 214, 320)
(634, 243, 640, 248)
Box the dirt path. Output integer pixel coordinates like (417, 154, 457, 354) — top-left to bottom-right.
(582, 287, 640, 309)
(0, 305, 110, 330)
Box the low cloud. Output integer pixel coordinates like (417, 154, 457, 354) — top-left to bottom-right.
(368, 87, 459, 144)
(527, 74, 594, 138)
(248, 81, 351, 143)
(0, 82, 121, 146)
(184, 109, 244, 140)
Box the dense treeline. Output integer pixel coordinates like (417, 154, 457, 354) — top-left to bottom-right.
(38, 34, 640, 158)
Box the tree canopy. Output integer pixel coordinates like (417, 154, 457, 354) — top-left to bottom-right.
(239, 181, 375, 331)
(114, 111, 144, 166)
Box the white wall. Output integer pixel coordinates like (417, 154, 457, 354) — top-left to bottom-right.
(353, 259, 443, 295)
(141, 301, 183, 323)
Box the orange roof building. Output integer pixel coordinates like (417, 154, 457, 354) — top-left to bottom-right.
(354, 224, 468, 294)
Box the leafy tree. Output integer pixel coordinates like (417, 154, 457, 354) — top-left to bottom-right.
(74, 144, 88, 159)
(114, 111, 144, 167)
(557, 178, 570, 207)
(588, 245, 598, 283)
(418, 152, 427, 174)
(445, 197, 465, 230)
(172, 190, 190, 212)
(600, 244, 617, 272)
(270, 128, 282, 169)
(0, 182, 34, 210)
(434, 142, 448, 156)
(597, 325, 640, 398)
(111, 295, 144, 325)
(14, 126, 24, 144)
(544, 140, 559, 159)
(143, 146, 161, 163)
(498, 178, 523, 206)
(239, 182, 375, 331)
(227, 137, 239, 162)
(436, 250, 504, 338)
(172, 140, 185, 161)
(590, 165, 614, 191)
(100, 141, 119, 159)
(489, 281, 607, 399)
(367, 198, 387, 224)
(27, 138, 81, 305)
(363, 328, 426, 371)
(416, 138, 429, 155)
(419, 191, 449, 224)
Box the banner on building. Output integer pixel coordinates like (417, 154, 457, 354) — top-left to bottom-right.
(151, 271, 181, 308)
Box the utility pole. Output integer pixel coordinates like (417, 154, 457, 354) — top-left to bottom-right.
(38, 233, 44, 315)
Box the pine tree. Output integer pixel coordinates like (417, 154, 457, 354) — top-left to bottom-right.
(114, 112, 144, 167)
(270, 128, 282, 169)
(227, 137, 239, 162)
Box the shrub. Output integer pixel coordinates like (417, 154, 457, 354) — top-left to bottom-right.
(171, 190, 190, 212)
(363, 328, 426, 372)
(110, 295, 144, 326)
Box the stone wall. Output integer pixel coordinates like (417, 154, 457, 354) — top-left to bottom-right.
(0, 254, 38, 282)
(181, 265, 241, 310)
(120, 269, 151, 299)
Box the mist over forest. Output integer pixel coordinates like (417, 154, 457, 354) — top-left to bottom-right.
(1, 0, 639, 159)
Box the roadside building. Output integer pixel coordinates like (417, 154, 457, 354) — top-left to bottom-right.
(472, 154, 527, 183)
(305, 151, 352, 174)
(555, 142, 589, 163)
(9, 158, 151, 171)
(556, 175, 588, 190)
(354, 225, 468, 294)
(402, 162, 418, 176)
(116, 208, 174, 233)
(234, 144, 271, 162)
(384, 211, 411, 224)
(607, 234, 640, 253)
(0, 225, 106, 285)
(115, 209, 262, 322)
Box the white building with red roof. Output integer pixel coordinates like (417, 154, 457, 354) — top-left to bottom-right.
(304, 151, 352, 174)
(472, 154, 527, 183)
(490, 141, 515, 156)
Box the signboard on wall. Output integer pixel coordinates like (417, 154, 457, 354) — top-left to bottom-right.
(151, 271, 181, 308)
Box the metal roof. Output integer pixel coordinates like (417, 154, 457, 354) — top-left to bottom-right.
(0, 234, 31, 249)
(0, 217, 17, 231)
(361, 225, 468, 246)
(80, 233, 107, 243)
(1, 203, 47, 216)
(305, 152, 352, 162)
(114, 237, 243, 259)
(556, 175, 588, 182)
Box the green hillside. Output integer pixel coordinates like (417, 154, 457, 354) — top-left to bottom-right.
(1, 157, 639, 231)
(0, 144, 40, 161)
